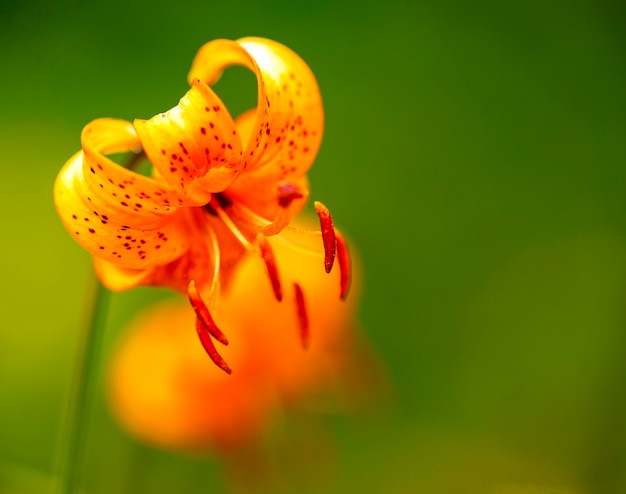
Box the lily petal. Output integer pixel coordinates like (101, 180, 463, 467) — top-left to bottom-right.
(54, 118, 190, 269)
(135, 79, 243, 205)
(188, 37, 323, 219)
(94, 245, 210, 293)
(226, 109, 310, 221)
(94, 207, 244, 295)
(93, 260, 153, 292)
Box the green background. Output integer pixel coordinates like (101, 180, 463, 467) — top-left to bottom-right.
(1, 0, 625, 492)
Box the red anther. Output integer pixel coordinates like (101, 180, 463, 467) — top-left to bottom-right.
(195, 317, 232, 375)
(293, 283, 309, 349)
(187, 280, 228, 346)
(314, 201, 336, 273)
(277, 182, 304, 208)
(257, 234, 283, 302)
(335, 230, 352, 300)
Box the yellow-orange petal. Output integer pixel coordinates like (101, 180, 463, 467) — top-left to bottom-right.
(94, 246, 211, 294)
(228, 107, 311, 221)
(189, 38, 323, 219)
(107, 300, 277, 452)
(135, 79, 243, 205)
(93, 259, 153, 292)
(93, 203, 245, 296)
(54, 118, 191, 269)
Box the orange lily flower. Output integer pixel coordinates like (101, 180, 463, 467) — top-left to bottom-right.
(107, 220, 364, 453)
(54, 38, 350, 373)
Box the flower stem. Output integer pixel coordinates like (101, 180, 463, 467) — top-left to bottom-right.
(55, 279, 110, 494)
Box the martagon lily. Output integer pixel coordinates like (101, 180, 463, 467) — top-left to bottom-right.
(54, 37, 350, 374)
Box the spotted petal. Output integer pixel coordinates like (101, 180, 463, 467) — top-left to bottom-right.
(54, 118, 190, 269)
(188, 37, 323, 219)
(135, 79, 244, 206)
(94, 206, 245, 295)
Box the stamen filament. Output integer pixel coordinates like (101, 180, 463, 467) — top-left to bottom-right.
(228, 201, 290, 236)
(227, 181, 304, 236)
(293, 283, 309, 349)
(208, 197, 284, 304)
(269, 229, 331, 262)
(209, 196, 255, 251)
(191, 209, 222, 306)
(205, 221, 221, 302)
(256, 234, 283, 302)
(335, 230, 352, 300)
(314, 201, 337, 273)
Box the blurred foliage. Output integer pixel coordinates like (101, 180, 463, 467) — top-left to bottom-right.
(1, 0, 625, 492)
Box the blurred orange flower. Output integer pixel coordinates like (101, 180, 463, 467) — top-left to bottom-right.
(54, 38, 349, 373)
(107, 220, 370, 453)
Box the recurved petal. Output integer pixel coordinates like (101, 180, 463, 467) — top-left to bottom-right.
(228, 166, 310, 223)
(54, 118, 190, 269)
(94, 248, 202, 294)
(93, 249, 208, 294)
(135, 79, 244, 206)
(188, 37, 323, 177)
(222, 109, 310, 221)
(93, 259, 153, 292)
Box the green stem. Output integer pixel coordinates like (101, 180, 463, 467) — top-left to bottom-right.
(55, 279, 110, 494)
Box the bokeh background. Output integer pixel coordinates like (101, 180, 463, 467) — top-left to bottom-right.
(1, 0, 625, 492)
